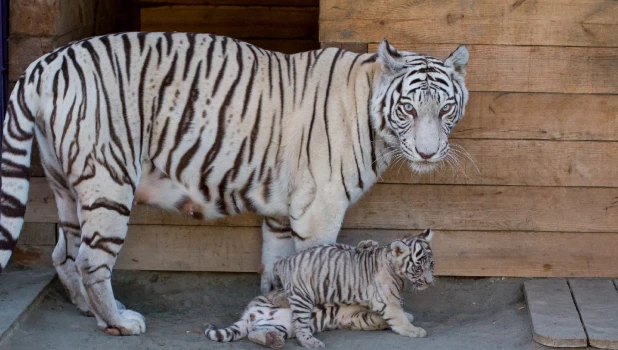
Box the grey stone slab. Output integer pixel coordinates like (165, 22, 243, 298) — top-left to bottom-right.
(0, 266, 55, 344)
(524, 279, 588, 347)
(569, 279, 618, 350)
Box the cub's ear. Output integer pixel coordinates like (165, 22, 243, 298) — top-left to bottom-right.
(419, 228, 434, 242)
(378, 39, 406, 74)
(444, 45, 469, 76)
(390, 240, 410, 258)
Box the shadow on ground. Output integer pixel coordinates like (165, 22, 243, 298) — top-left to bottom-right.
(0, 270, 546, 349)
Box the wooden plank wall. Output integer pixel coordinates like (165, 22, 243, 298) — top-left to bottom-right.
(139, 0, 319, 53)
(13, 0, 618, 278)
(317, 0, 618, 277)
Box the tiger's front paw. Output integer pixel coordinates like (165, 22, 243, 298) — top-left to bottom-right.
(405, 312, 414, 323)
(104, 309, 146, 336)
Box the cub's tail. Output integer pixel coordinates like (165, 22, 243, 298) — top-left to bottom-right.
(0, 63, 43, 272)
(204, 315, 251, 342)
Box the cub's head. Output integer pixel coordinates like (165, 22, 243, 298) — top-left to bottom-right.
(388, 229, 435, 290)
(373, 40, 469, 173)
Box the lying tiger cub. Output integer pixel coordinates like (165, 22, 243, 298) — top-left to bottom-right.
(205, 231, 434, 348)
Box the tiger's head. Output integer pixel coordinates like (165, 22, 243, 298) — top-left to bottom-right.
(388, 229, 435, 290)
(373, 40, 469, 173)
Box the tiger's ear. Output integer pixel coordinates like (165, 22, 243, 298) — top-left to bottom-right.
(444, 45, 469, 77)
(390, 240, 410, 258)
(419, 229, 434, 242)
(378, 39, 406, 74)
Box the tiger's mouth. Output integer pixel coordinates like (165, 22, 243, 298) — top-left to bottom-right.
(409, 161, 438, 174)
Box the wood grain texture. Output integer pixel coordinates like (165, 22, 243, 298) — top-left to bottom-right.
(569, 279, 618, 349)
(18, 223, 56, 246)
(381, 139, 618, 187)
(141, 5, 319, 39)
(116, 226, 618, 277)
(244, 39, 319, 53)
(140, 0, 318, 6)
(320, 0, 618, 47)
(453, 93, 618, 141)
(320, 41, 368, 53)
(524, 279, 587, 347)
(368, 44, 618, 94)
(24, 179, 618, 232)
(12, 224, 57, 267)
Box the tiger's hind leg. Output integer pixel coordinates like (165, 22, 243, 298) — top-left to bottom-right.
(73, 176, 145, 335)
(51, 189, 92, 316)
(51, 189, 130, 317)
(260, 217, 295, 293)
(289, 295, 325, 348)
(331, 305, 389, 331)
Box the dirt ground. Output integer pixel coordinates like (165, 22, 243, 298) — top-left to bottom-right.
(0, 271, 558, 350)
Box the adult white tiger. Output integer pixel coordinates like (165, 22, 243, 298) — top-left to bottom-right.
(0, 32, 468, 335)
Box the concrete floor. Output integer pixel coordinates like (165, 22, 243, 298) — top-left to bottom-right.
(0, 270, 567, 350)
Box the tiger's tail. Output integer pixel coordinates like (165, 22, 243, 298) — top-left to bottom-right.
(204, 314, 251, 342)
(0, 63, 43, 272)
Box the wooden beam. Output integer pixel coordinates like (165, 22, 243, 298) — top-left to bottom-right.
(381, 139, 618, 187)
(244, 39, 318, 54)
(116, 226, 618, 277)
(141, 5, 319, 39)
(320, 42, 368, 53)
(320, 0, 618, 47)
(451, 93, 618, 141)
(24, 179, 618, 232)
(367, 44, 618, 94)
(12, 223, 56, 267)
(140, 0, 319, 6)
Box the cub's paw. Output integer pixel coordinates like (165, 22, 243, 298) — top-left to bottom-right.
(357, 240, 379, 250)
(105, 309, 146, 336)
(260, 267, 279, 294)
(298, 336, 325, 348)
(405, 312, 414, 323)
(404, 326, 426, 338)
(265, 330, 285, 349)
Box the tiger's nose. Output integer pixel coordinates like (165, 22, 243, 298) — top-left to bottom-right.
(415, 148, 436, 160)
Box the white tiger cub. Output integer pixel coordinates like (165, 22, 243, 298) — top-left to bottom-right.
(1, 30, 466, 335)
(273, 229, 435, 348)
(205, 239, 423, 349)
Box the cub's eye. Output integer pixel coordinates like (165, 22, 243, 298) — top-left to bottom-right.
(403, 103, 414, 112)
(441, 104, 453, 112)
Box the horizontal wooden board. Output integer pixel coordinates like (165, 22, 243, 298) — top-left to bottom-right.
(116, 225, 618, 277)
(320, 0, 618, 47)
(11, 246, 54, 267)
(24, 179, 618, 232)
(141, 0, 318, 6)
(141, 5, 318, 39)
(381, 139, 618, 187)
(12, 223, 56, 267)
(368, 44, 618, 94)
(18, 223, 56, 246)
(244, 39, 318, 54)
(452, 92, 618, 141)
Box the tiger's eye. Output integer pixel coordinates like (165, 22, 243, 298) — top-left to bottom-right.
(442, 104, 451, 111)
(404, 103, 414, 112)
